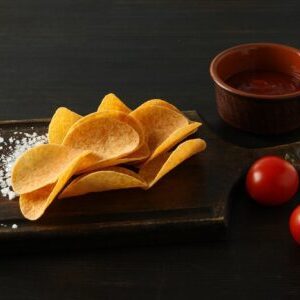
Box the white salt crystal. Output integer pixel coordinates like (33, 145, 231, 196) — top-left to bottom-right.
(0, 131, 48, 200)
(11, 224, 18, 229)
(8, 190, 16, 200)
(1, 187, 9, 196)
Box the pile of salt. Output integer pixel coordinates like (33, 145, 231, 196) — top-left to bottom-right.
(0, 130, 48, 200)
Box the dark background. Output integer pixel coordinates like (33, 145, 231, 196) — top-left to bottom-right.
(1, 1, 300, 299)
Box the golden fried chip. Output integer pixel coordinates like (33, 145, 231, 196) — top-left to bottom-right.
(97, 93, 131, 114)
(11, 144, 98, 194)
(66, 111, 145, 143)
(19, 150, 97, 220)
(121, 142, 150, 163)
(140, 99, 181, 113)
(131, 104, 189, 152)
(145, 122, 201, 163)
(62, 110, 149, 172)
(139, 138, 206, 188)
(14, 95, 207, 221)
(62, 112, 141, 160)
(48, 107, 81, 144)
(81, 142, 150, 173)
(59, 167, 146, 199)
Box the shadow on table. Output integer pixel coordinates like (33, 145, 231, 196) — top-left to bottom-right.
(210, 116, 300, 149)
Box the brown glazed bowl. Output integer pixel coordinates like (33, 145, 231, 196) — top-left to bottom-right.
(210, 43, 300, 134)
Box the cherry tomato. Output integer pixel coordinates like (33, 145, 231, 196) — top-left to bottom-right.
(290, 206, 300, 244)
(246, 156, 299, 206)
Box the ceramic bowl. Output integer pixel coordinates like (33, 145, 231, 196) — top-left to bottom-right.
(210, 43, 300, 134)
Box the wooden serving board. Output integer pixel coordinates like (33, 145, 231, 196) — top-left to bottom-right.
(0, 111, 299, 251)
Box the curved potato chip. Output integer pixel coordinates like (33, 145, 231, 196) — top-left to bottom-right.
(97, 93, 131, 114)
(17, 96, 206, 221)
(140, 99, 181, 113)
(81, 141, 150, 173)
(62, 113, 141, 160)
(20, 183, 56, 220)
(68, 111, 145, 142)
(59, 166, 146, 199)
(131, 105, 188, 153)
(11, 144, 97, 194)
(48, 107, 82, 144)
(139, 138, 206, 188)
(64, 110, 146, 146)
(122, 141, 150, 164)
(19, 150, 97, 220)
(145, 122, 201, 163)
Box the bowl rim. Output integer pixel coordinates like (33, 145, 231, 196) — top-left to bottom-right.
(209, 42, 300, 100)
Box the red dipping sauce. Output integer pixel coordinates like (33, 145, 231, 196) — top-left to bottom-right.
(226, 70, 300, 95)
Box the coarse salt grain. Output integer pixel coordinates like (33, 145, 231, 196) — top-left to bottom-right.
(11, 224, 18, 229)
(0, 130, 48, 200)
(8, 191, 15, 200)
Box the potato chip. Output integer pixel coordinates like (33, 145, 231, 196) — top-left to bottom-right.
(48, 107, 81, 144)
(140, 99, 181, 113)
(139, 138, 206, 188)
(131, 104, 189, 153)
(12, 94, 207, 221)
(97, 93, 131, 114)
(59, 167, 146, 199)
(62, 112, 141, 160)
(67, 110, 145, 142)
(19, 150, 97, 220)
(12, 144, 98, 194)
(121, 141, 150, 163)
(62, 110, 149, 172)
(81, 142, 150, 173)
(65, 110, 146, 144)
(145, 122, 201, 163)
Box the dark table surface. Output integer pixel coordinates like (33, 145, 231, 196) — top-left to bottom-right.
(1, 1, 300, 299)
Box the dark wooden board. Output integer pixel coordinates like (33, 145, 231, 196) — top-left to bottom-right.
(0, 110, 298, 251)
(0, 111, 240, 250)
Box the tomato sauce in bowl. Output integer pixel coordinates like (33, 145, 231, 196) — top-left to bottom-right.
(226, 70, 300, 96)
(210, 43, 300, 134)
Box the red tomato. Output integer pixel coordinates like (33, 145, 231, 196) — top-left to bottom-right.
(246, 156, 299, 206)
(290, 206, 300, 244)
